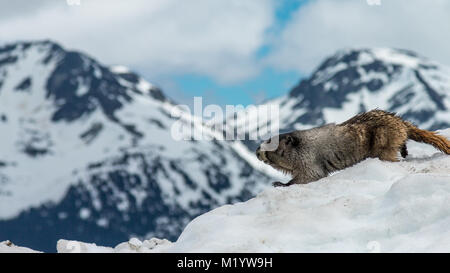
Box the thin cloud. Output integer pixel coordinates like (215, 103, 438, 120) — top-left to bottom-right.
(2, 0, 449, 87)
(268, 0, 450, 74)
(0, 0, 274, 84)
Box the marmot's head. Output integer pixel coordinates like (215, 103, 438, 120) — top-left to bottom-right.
(256, 133, 301, 175)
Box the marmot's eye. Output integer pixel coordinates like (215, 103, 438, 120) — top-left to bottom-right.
(286, 136, 299, 146)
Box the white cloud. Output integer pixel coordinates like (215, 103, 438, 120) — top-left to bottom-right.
(0, 0, 274, 83)
(268, 0, 450, 74)
(3, 0, 449, 85)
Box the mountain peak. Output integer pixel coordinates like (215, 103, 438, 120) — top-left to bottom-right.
(0, 40, 166, 123)
(316, 48, 431, 72)
(0, 40, 272, 252)
(285, 47, 450, 130)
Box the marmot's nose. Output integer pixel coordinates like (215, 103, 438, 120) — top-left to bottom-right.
(256, 147, 262, 160)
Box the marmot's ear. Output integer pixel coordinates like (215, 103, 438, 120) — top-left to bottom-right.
(286, 135, 299, 147)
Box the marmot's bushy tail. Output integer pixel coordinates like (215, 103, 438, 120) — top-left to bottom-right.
(406, 123, 450, 154)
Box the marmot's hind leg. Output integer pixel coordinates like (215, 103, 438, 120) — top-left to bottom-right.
(400, 143, 408, 158)
(372, 125, 407, 162)
(378, 149, 400, 162)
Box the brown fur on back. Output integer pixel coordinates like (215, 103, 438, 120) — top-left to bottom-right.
(342, 110, 450, 158)
(256, 109, 450, 187)
(340, 110, 408, 162)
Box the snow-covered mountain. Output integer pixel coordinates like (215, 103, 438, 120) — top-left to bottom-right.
(0, 41, 272, 252)
(3, 129, 450, 253)
(231, 48, 450, 151)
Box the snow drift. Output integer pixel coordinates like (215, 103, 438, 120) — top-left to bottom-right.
(2, 129, 449, 253)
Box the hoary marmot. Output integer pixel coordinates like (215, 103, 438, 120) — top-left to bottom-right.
(256, 109, 450, 187)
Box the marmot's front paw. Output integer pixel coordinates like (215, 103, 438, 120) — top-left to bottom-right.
(272, 181, 288, 187)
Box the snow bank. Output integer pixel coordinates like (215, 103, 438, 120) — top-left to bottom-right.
(152, 129, 450, 253)
(56, 238, 173, 253)
(164, 130, 450, 253)
(0, 241, 41, 253)
(170, 156, 450, 252)
(0, 238, 172, 253)
(2, 130, 450, 253)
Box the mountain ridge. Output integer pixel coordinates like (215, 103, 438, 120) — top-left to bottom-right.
(0, 40, 272, 252)
(230, 47, 450, 152)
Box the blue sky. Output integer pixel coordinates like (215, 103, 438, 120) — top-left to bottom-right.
(170, 67, 301, 107)
(166, 0, 308, 107)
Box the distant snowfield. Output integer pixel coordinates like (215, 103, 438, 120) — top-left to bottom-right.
(2, 129, 450, 253)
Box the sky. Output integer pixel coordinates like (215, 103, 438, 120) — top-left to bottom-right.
(1, 0, 450, 109)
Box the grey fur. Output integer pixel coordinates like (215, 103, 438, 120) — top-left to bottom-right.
(257, 123, 362, 186)
(256, 109, 450, 187)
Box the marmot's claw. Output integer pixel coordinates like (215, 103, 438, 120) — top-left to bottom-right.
(272, 181, 287, 187)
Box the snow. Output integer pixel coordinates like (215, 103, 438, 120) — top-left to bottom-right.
(109, 65, 131, 74)
(55, 238, 173, 253)
(372, 48, 421, 68)
(0, 241, 41, 253)
(2, 129, 449, 253)
(79, 208, 91, 219)
(167, 143, 450, 252)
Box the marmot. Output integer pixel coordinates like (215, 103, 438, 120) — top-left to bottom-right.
(256, 109, 450, 187)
